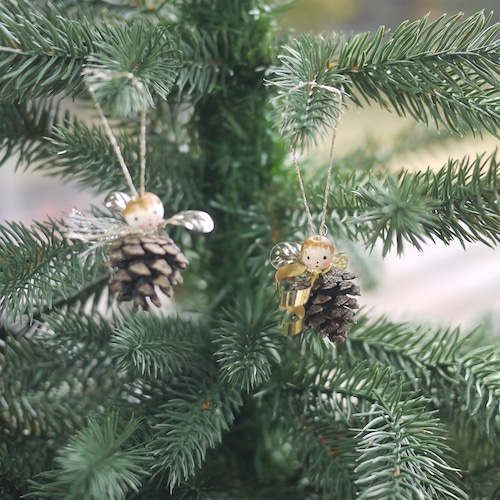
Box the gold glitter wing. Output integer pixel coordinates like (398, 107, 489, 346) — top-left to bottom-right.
(332, 251, 348, 271)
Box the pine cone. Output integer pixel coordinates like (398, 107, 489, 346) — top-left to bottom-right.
(107, 231, 189, 312)
(291, 269, 360, 343)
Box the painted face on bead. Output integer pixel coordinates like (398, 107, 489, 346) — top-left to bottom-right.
(122, 192, 165, 230)
(301, 235, 335, 270)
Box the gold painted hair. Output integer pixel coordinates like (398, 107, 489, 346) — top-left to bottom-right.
(300, 235, 335, 255)
(122, 192, 162, 215)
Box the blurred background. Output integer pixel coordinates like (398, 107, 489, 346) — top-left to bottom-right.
(1, 0, 498, 329)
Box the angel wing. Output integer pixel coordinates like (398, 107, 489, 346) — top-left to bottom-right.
(64, 209, 132, 243)
(331, 251, 348, 271)
(105, 191, 215, 234)
(269, 242, 301, 269)
(165, 210, 214, 233)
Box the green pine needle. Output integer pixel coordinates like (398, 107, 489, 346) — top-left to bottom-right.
(269, 11, 500, 145)
(355, 173, 442, 255)
(151, 378, 242, 491)
(353, 152, 500, 255)
(288, 418, 358, 498)
(440, 345, 500, 458)
(85, 22, 180, 116)
(0, 97, 61, 168)
(0, 0, 91, 100)
(110, 315, 201, 380)
(267, 150, 500, 257)
(214, 292, 282, 392)
(29, 413, 149, 499)
(355, 395, 466, 500)
(44, 120, 135, 192)
(0, 219, 95, 323)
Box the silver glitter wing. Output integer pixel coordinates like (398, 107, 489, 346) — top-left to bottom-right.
(165, 210, 214, 233)
(64, 209, 132, 243)
(104, 192, 131, 213)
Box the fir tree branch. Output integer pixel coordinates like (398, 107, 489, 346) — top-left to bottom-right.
(0, 0, 91, 100)
(0, 311, 124, 439)
(213, 292, 282, 393)
(28, 413, 150, 499)
(277, 346, 466, 498)
(150, 376, 242, 491)
(288, 417, 358, 497)
(353, 152, 500, 254)
(0, 219, 101, 323)
(271, 151, 500, 256)
(353, 172, 443, 255)
(340, 12, 500, 135)
(0, 335, 79, 437)
(343, 314, 500, 490)
(173, 0, 277, 101)
(437, 345, 500, 465)
(0, 0, 273, 110)
(354, 393, 466, 499)
(269, 12, 500, 145)
(465, 465, 500, 499)
(37, 308, 115, 351)
(174, 25, 236, 100)
(344, 314, 462, 389)
(41, 120, 205, 211)
(0, 0, 179, 107)
(43, 119, 135, 193)
(32, 270, 112, 322)
(84, 21, 179, 116)
(0, 97, 62, 168)
(110, 315, 203, 381)
(268, 34, 346, 147)
(1, 310, 119, 437)
(0, 434, 57, 499)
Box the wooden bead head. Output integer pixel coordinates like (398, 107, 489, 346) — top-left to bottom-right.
(300, 235, 335, 270)
(122, 192, 164, 230)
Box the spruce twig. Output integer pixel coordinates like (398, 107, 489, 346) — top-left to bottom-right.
(269, 12, 500, 144)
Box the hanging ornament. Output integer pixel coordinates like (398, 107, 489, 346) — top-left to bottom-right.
(270, 85, 360, 341)
(270, 236, 360, 341)
(65, 71, 214, 312)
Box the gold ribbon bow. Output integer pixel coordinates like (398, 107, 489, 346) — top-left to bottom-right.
(275, 262, 333, 336)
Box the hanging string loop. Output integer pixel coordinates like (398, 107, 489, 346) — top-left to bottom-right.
(83, 70, 149, 197)
(287, 81, 343, 237)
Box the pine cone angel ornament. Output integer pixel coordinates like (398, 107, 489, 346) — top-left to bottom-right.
(108, 192, 187, 311)
(107, 232, 187, 312)
(66, 191, 213, 312)
(290, 267, 360, 343)
(270, 235, 360, 342)
(64, 73, 214, 311)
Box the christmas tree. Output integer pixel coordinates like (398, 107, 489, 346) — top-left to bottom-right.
(1, 1, 499, 498)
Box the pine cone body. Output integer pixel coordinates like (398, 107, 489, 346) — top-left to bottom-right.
(107, 231, 189, 312)
(291, 269, 360, 343)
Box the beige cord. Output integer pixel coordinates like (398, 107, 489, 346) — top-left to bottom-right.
(289, 82, 343, 236)
(85, 71, 149, 197)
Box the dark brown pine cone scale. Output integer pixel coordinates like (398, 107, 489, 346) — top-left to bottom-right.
(291, 269, 360, 343)
(107, 231, 189, 312)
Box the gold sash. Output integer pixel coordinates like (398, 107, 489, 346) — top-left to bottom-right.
(275, 263, 332, 336)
